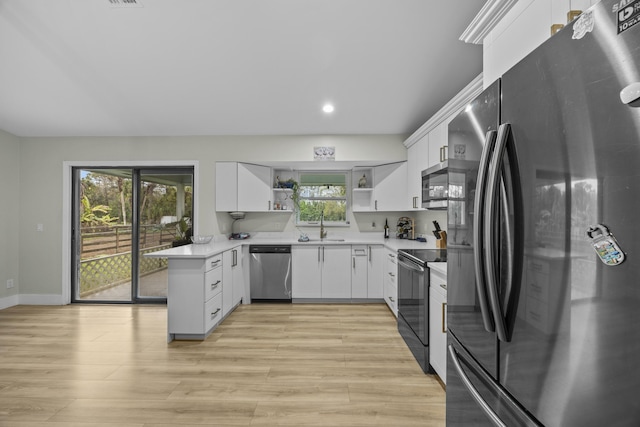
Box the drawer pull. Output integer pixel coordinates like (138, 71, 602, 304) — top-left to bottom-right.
(389, 297, 395, 302)
(442, 302, 447, 333)
(210, 259, 221, 268)
(210, 280, 221, 290)
(210, 308, 221, 320)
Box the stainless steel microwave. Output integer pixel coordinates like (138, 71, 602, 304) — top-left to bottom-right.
(421, 161, 448, 209)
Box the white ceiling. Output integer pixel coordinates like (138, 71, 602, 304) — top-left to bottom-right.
(0, 0, 485, 137)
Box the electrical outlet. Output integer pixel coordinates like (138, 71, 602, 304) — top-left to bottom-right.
(6, 279, 14, 289)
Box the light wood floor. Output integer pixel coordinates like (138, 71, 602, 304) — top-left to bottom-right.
(0, 303, 445, 426)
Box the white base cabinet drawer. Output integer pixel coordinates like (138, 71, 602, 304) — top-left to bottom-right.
(205, 292, 223, 332)
(205, 267, 223, 301)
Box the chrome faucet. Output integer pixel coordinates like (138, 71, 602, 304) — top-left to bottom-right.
(320, 211, 327, 240)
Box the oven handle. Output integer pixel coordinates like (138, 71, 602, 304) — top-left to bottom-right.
(397, 258, 424, 273)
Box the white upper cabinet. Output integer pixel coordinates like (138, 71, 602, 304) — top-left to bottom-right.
(427, 120, 449, 170)
(215, 162, 238, 212)
(352, 162, 407, 212)
(373, 162, 407, 211)
(403, 74, 483, 212)
(237, 163, 272, 212)
(482, 0, 598, 86)
(215, 162, 272, 212)
(406, 133, 428, 210)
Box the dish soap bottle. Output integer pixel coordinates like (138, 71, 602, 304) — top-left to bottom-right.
(384, 218, 389, 239)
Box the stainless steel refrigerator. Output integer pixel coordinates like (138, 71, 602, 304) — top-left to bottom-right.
(446, 0, 640, 425)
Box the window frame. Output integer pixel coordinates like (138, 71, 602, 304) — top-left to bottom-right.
(295, 170, 350, 227)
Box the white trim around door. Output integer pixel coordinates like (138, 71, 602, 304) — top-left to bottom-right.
(61, 160, 200, 305)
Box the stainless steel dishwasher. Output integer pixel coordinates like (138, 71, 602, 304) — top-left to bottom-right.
(249, 245, 292, 302)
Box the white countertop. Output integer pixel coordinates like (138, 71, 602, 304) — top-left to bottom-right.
(145, 232, 438, 259)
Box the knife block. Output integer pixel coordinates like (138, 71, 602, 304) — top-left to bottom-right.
(436, 231, 447, 249)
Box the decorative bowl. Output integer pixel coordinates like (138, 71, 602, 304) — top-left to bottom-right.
(191, 235, 213, 244)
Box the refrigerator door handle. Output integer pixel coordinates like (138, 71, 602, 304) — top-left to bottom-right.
(473, 130, 497, 333)
(483, 123, 511, 343)
(448, 344, 507, 427)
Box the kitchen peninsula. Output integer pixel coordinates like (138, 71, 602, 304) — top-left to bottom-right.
(147, 233, 436, 341)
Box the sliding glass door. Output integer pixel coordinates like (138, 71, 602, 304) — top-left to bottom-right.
(137, 169, 193, 300)
(71, 167, 193, 303)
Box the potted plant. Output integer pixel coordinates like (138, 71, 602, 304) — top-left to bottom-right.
(275, 177, 300, 212)
(288, 179, 300, 212)
(172, 216, 192, 247)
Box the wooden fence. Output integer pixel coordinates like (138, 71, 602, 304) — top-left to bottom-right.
(79, 224, 175, 296)
(81, 224, 175, 259)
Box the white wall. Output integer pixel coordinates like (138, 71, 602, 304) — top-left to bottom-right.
(16, 134, 412, 301)
(0, 130, 20, 308)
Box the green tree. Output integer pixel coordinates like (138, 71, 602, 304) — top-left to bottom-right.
(80, 195, 119, 226)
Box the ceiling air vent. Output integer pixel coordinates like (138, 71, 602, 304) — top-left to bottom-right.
(108, 0, 143, 8)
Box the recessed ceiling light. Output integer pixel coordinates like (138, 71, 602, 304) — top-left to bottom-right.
(322, 103, 335, 114)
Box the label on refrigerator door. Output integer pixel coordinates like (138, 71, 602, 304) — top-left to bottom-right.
(587, 224, 626, 266)
(614, 0, 640, 34)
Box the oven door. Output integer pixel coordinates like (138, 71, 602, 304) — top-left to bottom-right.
(397, 253, 427, 344)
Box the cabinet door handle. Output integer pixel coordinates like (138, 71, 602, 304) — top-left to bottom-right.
(210, 280, 221, 291)
(268, 200, 271, 211)
(440, 145, 448, 162)
(232, 249, 237, 267)
(210, 308, 221, 320)
(318, 246, 321, 263)
(388, 272, 395, 278)
(368, 246, 371, 262)
(375, 200, 378, 211)
(389, 296, 395, 302)
(353, 257, 356, 269)
(442, 302, 447, 333)
(322, 246, 325, 262)
(413, 196, 418, 209)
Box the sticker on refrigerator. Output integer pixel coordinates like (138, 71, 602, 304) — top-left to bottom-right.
(572, 11, 594, 39)
(586, 224, 626, 266)
(614, 0, 640, 34)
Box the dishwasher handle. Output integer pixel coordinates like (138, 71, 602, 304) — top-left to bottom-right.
(249, 245, 291, 254)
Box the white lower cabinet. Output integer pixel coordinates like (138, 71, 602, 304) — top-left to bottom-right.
(231, 247, 244, 306)
(167, 254, 224, 341)
(167, 248, 243, 342)
(222, 246, 244, 317)
(351, 246, 368, 299)
(351, 244, 384, 299)
(292, 245, 351, 299)
(429, 268, 447, 383)
(383, 249, 398, 316)
(367, 245, 383, 299)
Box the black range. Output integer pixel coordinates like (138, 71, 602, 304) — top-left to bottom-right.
(396, 248, 446, 373)
(398, 249, 446, 266)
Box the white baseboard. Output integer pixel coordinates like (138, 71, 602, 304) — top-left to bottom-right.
(0, 294, 19, 310)
(19, 294, 66, 306)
